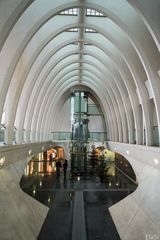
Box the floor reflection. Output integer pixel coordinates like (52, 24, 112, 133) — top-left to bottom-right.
(20, 161, 137, 240)
(24, 160, 56, 176)
(20, 161, 137, 205)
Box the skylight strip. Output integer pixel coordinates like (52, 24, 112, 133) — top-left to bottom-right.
(86, 8, 104, 16)
(60, 8, 78, 15)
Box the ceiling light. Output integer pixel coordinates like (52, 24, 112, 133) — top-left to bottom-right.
(154, 158, 159, 165)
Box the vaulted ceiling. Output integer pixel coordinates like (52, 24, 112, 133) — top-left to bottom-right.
(0, 0, 160, 146)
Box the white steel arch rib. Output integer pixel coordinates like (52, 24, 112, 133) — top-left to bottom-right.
(1, 2, 160, 239)
(0, 0, 159, 147)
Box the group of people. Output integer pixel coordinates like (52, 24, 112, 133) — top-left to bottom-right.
(56, 159, 68, 177)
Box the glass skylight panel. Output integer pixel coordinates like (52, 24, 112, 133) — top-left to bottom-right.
(60, 8, 78, 15)
(85, 28, 96, 33)
(84, 42, 92, 45)
(67, 28, 78, 32)
(86, 8, 104, 16)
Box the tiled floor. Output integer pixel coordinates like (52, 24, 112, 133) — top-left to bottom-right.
(20, 167, 137, 240)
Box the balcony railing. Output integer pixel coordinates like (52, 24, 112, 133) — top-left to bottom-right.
(51, 132, 71, 141)
(51, 132, 107, 141)
(88, 132, 107, 141)
(88, 104, 102, 113)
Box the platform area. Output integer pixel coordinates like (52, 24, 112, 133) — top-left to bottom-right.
(20, 168, 137, 240)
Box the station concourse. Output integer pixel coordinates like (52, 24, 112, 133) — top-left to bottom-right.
(0, 0, 160, 239)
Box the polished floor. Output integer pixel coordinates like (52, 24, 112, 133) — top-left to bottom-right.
(20, 164, 137, 240)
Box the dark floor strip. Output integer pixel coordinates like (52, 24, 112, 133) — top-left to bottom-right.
(72, 190, 86, 240)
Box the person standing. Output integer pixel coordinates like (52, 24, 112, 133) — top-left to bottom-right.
(49, 153, 52, 164)
(63, 159, 68, 177)
(56, 159, 62, 177)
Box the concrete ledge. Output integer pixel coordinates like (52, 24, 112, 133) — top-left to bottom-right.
(0, 141, 52, 167)
(0, 143, 51, 239)
(108, 142, 160, 240)
(109, 195, 160, 240)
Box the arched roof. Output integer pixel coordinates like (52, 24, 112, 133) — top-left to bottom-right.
(0, 0, 160, 146)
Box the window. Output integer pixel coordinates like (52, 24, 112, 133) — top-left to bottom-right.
(85, 28, 97, 33)
(84, 42, 92, 45)
(60, 8, 78, 15)
(66, 28, 78, 32)
(86, 8, 104, 16)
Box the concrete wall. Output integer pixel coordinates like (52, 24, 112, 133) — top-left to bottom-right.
(0, 141, 52, 240)
(108, 142, 160, 240)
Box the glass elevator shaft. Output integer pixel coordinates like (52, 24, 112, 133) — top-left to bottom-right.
(71, 92, 89, 173)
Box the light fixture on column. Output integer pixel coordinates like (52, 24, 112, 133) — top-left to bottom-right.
(0, 156, 5, 167)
